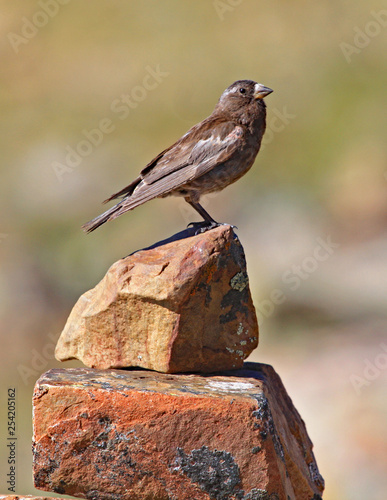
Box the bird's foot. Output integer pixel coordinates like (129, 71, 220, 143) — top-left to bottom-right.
(187, 221, 237, 235)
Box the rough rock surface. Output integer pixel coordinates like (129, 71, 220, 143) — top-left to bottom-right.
(55, 225, 258, 373)
(33, 363, 324, 500)
(0, 497, 64, 499)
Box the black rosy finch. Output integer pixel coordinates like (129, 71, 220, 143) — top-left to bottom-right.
(82, 80, 273, 233)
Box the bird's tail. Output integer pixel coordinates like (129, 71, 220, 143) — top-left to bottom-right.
(82, 200, 125, 233)
(82, 176, 142, 233)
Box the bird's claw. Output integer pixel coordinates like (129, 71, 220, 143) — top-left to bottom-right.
(187, 221, 237, 235)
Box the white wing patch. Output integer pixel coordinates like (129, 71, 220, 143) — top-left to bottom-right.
(192, 127, 242, 153)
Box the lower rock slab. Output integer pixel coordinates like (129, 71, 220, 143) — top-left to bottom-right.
(32, 363, 324, 500)
(0, 496, 64, 499)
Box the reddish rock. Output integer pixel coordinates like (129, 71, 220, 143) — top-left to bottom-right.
(0, 497, 64, 499)
(55, 225, 258, 373)
(33, 364, 324, 500)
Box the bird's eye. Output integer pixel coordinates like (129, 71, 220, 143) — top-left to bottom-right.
(239, 88, 246, 94)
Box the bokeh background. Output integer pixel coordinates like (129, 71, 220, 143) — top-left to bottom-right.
(1, 1, 386, 498)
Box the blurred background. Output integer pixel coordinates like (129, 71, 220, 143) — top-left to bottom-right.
(0, 1, 386, 498)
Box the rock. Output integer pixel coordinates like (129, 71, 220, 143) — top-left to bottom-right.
(33, 363, 324, 500)
(55, 225, 258, 373)
(0, 497, 64, 500)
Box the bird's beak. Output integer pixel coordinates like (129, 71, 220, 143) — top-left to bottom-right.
(254, 83, 273, 99)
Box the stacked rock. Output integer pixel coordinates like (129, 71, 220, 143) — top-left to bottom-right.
(31, 225, 324, 500)
(54, 225, 259, 373)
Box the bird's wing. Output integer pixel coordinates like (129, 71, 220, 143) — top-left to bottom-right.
(141, 118, 243, 185)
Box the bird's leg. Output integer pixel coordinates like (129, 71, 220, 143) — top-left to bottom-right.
(186, 199, 237, 234)
(187, 200, 218, 225)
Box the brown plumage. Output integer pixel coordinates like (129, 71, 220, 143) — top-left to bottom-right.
(82, 80, 273, 233)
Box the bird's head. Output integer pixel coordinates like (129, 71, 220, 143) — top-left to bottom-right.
(215, 80, 273, 124)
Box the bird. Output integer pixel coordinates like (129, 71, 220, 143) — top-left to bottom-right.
(82, 80, 273, 233)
